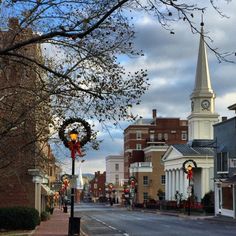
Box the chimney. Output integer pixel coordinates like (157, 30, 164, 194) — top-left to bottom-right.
(152, 109, 157, 119)
(222, 116, 227, 122)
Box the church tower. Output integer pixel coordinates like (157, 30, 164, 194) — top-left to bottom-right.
(188, 23, 219, 141)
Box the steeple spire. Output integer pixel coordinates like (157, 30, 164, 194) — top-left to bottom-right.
(192, 20, 213, 95)
(187, 20, 219, 141)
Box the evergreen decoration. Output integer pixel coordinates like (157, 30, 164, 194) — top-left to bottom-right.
(59, 118, 91, 147)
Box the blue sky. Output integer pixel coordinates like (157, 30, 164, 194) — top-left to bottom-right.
(57, 1, 236, 175)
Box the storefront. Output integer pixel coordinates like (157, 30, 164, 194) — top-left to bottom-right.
(215, 175, 236, 218)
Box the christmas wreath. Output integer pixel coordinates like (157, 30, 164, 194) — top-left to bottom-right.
(58, 117, 91, 148)
(182, 159, 197, 173)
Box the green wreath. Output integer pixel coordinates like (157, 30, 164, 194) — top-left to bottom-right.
(182, 160, 197, 173)
(58, 118, 91, 148)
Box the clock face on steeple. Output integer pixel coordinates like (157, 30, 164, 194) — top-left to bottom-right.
(201, 99, 210, 110)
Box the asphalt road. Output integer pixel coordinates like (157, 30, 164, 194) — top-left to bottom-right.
(75, 203, 236, 236)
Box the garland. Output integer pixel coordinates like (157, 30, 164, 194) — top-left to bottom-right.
(58, 117, 91, 147)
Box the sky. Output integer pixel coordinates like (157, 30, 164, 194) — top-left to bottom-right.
(57, 1, 236, 175)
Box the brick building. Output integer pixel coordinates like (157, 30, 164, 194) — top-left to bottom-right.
(124, 109, 188, 203)
(0, 18, 57, 214)
(89, 171, 106, 202)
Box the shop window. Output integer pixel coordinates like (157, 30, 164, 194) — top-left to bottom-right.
(222, 186, 233, 210)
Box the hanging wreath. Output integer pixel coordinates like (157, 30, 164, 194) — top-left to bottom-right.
(182, 159, 197, 174)
(58, 117, 91, 148)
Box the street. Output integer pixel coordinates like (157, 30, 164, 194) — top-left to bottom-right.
(74, 203, 236, 236)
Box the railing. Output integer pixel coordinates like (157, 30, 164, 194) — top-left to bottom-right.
(130, 162, 152, 168)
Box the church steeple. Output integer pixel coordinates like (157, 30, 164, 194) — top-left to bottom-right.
(188, 21, 219, 141)
(192, 23, 213, 96)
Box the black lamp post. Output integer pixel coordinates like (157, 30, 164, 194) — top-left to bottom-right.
(68, 129, 79, 236)
(59, 118, 91, 236)
(187, 164, 193, 216)
(182, 160, 197, 216)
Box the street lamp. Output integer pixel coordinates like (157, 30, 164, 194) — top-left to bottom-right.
(182, 160, 197, 216)
(68, 129, 82, 236)
(59, 118, 91, 236)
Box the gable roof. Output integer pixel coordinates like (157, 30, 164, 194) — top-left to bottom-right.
(173, 144, 214, 156)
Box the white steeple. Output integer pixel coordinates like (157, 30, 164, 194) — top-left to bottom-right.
(192, 26, 213, 95)
(188, 22, 219, 141)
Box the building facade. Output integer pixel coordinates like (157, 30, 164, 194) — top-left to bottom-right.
(124, 110, 188, 203)
(105, 155, 124, 203)
(214, 104, 236, 218)
(89, 171, 106, 202)
(0, 18, 56, 214)
(130, 144, 168, 203)
(124, 110, 188, 179)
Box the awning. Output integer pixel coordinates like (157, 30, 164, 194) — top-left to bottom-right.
(222, 175, 236, 184)
(41, 184, 54, 196)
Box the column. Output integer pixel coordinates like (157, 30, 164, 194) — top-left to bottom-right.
(179, 169, 184, 195)
(172, 170, 176, 200)
(176, 169, 180, 193)
(168, 170, 172, 200)
(201, 168, 206, 199)
(165, 170, 168, 200)
(205, 168, 209, 193)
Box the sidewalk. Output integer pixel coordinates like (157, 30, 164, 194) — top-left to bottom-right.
(32, 208, 69, 236)
(133, 206, 236, 223)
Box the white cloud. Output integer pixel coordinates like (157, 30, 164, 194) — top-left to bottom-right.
(56, 1, 236, 174)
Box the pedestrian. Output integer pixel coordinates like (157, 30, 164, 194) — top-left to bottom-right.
(175, 190, 181, 208)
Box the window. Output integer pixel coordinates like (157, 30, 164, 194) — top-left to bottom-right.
(143, 192, 148, 201)
(161, 175, 166, 185)
(94, 183, 97, 189)
(164, 133, 168, 141)
(115, 175, 119, 185)
(217, 152, 228, 173)
(136, 144, 142, 150)
(150, 133, 155, 142)
(115, 163, 119, 171)
(157, 133, 162, 140)
(143, 176, 148, 185)
(136, 131, 142, 140)
(229, 158, 236, 168)
(181, 131, 187, 140)
(222, 186, 233, 210)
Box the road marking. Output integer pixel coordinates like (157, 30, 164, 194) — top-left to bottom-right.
(108, 225, 117, 230)
(92, 216, 128, 234)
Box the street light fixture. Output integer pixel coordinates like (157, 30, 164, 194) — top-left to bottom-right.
(59, 118, 91, 236)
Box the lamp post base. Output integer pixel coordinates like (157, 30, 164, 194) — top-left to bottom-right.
(68, 217, 81, 236)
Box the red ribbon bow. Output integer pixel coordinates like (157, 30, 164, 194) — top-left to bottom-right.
(68, 141, 83, 159)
